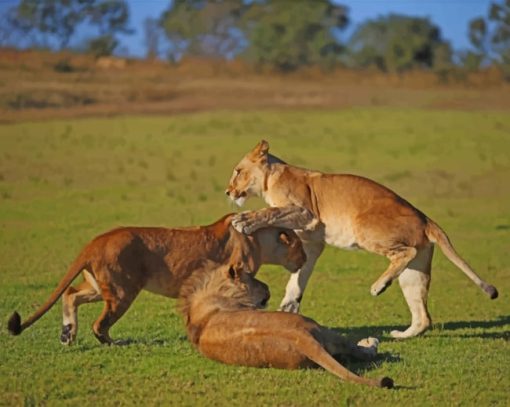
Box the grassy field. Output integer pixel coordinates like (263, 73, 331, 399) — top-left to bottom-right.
(0, 109, 509, 406)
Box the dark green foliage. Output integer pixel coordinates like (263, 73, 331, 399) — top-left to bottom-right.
(488, 0, 510, 76)
(8, 0, 90, 48)
(160, 0, 348, 70)
(467, 1, 510, 76)
(53, 58, 75, 73)
(86, 34, 118, 58)
(347, 14, 451, 72)
(161, 0, 247, 60)
(241, 0, 348, 71)
(7, 0, 131, 53)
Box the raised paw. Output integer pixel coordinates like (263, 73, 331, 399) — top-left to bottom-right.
(370, 279, 392, 296)
(278, 300, 301, 313)
(231, 213, 257, 235)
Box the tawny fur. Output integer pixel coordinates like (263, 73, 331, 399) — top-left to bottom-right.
(7, 212, 306, 345)
(225, 140, 498, 339)
(179, 264, 393, 389)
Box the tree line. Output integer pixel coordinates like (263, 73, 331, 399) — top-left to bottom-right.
(1, 0, 509, 76)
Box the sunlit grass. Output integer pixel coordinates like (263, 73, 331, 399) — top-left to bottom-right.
(0, 108, 509, 405)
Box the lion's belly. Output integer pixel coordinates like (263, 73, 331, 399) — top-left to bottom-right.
(263, 188, 361, 250)
(200, 333, 309, 369)
(144, 272, 179, 298)
(323, 221, 360, 250)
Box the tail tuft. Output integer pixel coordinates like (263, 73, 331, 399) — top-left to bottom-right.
(7, 311, 22, 335)
(484, 285, 498, 300)
(380, 377, 394, 389)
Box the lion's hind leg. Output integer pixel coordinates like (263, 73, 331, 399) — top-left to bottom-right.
(92, 286, 141, 345)
(370, 246, 417, 296)
(299, 330, 393, 388)
(391, 245, 433, 339)
(61, 271, 102, 345)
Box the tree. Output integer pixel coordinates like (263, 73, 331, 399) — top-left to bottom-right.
(144, 17, 161, 60)
(347, 14, 451, 72)
(160, 0, 247, 60)
(86, 34, 118, 58)
(159, 0, 348, 69)
(87, 0, 132, 37)
(488, 0, 510, 74)
(242, 0, 348, 71)
(7, 0, 93, 49)
(6, 0, 131, 52)
(464, 17, 489, 70)
(467, 1, 510, 75)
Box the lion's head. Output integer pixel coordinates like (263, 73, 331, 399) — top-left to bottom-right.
(253, 228, 306, 273)
(225, 140, 276, 206)
(179, 262, 271, 324)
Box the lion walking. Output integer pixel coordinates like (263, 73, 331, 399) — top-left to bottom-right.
(8, 211, 307, 345)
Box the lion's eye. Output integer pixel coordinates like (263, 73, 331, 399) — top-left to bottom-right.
(234, 168, 242, 177)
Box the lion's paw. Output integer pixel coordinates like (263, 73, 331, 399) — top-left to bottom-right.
(232, 213, 257, 235)
(357, 337, 379, 359)
(370, 279, 392, 296)
(60, 324, 74, 346)
(357, 337, 379, 349)
(278, 300, 301, 313)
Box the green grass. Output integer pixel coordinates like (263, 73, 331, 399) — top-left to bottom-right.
(0, 108, 509, 406)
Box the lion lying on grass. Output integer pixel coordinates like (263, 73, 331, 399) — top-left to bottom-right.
(179, 262, 394, 389)
(7, 210, 308, 345)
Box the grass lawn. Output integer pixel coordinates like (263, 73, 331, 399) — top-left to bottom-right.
(0, 108, 509, 406)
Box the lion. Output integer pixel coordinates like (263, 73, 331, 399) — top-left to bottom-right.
(225, 140, 499, 339)
(179, 262, 394, 389)
(7, 210, 307, 345)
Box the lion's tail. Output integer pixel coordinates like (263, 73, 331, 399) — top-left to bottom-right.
(425, 218, 498, 299)
(7, 254, 89, 336)
(299, 332, 393, 389)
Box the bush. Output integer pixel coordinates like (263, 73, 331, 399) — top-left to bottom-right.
(86, 35, 118, 59)
(53, 59, 74, 73)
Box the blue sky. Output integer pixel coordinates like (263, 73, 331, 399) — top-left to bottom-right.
(0, 0, 494, 57)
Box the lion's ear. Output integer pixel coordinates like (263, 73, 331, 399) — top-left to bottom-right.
(226, 263, 244, 280)
(227, 265, 237, 280)
(250, 140, 269, 160)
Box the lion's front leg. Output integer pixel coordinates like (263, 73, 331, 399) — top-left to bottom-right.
(279, 240, 324, 313)
(232, 206, 318, 235)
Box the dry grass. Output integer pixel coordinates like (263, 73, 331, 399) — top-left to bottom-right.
(1, 48, 510, 123)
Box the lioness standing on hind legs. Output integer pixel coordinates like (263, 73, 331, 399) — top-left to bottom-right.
(226, 140, 499, 339)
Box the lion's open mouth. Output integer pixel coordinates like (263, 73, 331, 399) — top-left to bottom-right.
(234, 196, 246, 207)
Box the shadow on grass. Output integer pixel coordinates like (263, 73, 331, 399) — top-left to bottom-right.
(436, 315, 510, 340)
(328, 315, 510, 341)
(112, 335, 188, 347)
(72, 335, 187, 351)
(335, 351, 402, 376)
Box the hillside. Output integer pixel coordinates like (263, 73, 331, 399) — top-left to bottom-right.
(1, 48, 509, 123)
